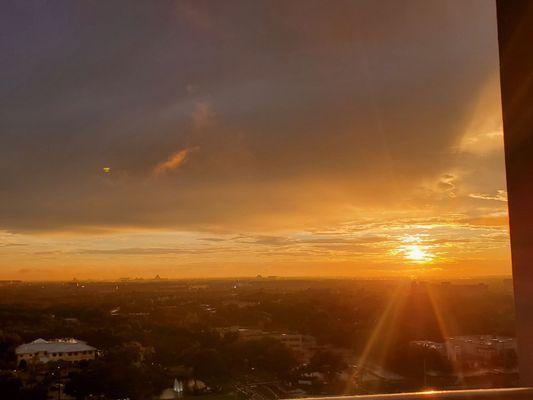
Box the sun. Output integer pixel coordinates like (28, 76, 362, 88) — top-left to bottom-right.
(395, 235, 435, 264)
(406, 245, 426, 261)
(404, 244, 433, 263)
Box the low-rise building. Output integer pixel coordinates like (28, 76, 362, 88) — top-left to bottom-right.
(445, 335, 516, 366)
(16, 338, 97, 365)
(410, 335, 517, 371)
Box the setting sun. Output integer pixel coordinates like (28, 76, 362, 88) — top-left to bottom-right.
(406, 245, 431, 262)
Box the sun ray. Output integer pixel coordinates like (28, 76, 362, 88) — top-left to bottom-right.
(426, 285, 464, 384)
(352, 283, 409, 393)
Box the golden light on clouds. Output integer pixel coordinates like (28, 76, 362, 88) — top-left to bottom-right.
(153, 148, 194, 176)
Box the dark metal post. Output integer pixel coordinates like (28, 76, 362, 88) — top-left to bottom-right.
(497, 0, 533, 387)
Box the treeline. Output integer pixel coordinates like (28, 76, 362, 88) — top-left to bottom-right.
(0, 280, 517, 398)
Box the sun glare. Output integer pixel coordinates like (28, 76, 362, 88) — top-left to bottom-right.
(395, 236, 435, 264)
(405, 244, 433, 263)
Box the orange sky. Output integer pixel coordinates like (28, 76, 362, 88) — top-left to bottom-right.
(0, 0, 510, 280)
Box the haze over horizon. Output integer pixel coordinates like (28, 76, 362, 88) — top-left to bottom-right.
(1, 0, 510, 281)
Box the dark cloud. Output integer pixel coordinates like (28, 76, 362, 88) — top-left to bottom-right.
(0, 0, 500, 233)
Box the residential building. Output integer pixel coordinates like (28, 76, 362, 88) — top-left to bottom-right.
(16, 338, 97, 365)
(445, 335, 516, 366)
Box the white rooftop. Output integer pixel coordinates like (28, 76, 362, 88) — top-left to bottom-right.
(15, 338, 96, 355)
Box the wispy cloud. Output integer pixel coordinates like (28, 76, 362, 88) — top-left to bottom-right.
(153, 148, 196, 176)
(436, 173, 458, 198)
(469, 190, 507, 202)
(76, 246, 232, 255)
(77, 247, 188, 255)
(459, 129, 503, 155)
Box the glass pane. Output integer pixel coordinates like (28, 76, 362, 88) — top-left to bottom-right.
(1, 0, 514, 397)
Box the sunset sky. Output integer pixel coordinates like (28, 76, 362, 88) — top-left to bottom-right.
(0, 0, 510, 280)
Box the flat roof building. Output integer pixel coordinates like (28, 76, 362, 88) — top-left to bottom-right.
(16, 338, 97, 365)
(445, 335, 516, 364)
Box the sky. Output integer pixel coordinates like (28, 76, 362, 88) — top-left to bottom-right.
(0, 0, 510, 280)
